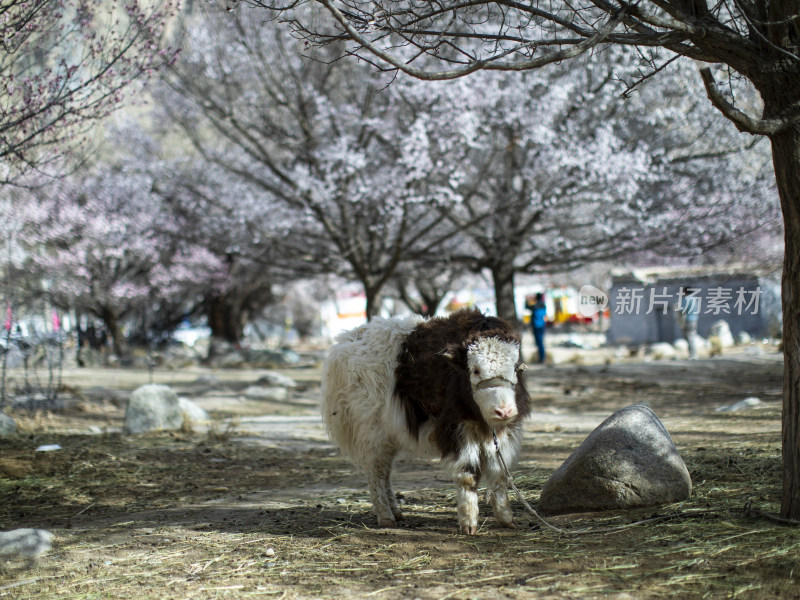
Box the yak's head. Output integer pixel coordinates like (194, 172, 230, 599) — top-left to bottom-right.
(447, 335, 525, 427)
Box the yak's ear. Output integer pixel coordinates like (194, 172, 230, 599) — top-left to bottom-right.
(441, 343, 466, 368)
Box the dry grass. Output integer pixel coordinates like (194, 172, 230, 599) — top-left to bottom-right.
(0, 354, 798, 599)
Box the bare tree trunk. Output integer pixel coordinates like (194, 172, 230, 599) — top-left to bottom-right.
(491, 263, 519, 326)
(206, 294, 245, 344)
(100, 307, 129, 360)
(364, 285, 382, 321)
(773, 124, 800, 520)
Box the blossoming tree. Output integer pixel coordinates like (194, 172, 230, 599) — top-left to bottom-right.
(0, 0, 178, 184)
(252, 0, 800, 519)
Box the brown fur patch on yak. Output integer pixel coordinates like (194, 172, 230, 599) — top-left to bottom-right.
(395, 307, 530, 457)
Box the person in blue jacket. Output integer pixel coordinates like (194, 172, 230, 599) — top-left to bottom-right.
(525, 292, 547, 364)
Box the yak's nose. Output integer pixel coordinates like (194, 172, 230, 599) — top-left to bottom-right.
(494, 405, 515, 420)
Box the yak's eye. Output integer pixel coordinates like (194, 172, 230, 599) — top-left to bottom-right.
(472, 368, 480, 376)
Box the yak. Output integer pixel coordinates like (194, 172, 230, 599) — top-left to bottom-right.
(321, 308, 530, 534)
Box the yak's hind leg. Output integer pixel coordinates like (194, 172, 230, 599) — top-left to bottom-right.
(385, 468, 404, 521)
(366, 444, 401, 527)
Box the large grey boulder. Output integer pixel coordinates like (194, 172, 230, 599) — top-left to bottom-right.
(538, 404, 691, 515)
(123, 384, 183, 434)
(0, 413, 16, 437)
(0, 529, 53, 563)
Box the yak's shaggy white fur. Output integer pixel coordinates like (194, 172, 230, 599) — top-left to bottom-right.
(322, 316, 426, 527)
(322, 315, 524, 533)
(322, 315, 424, 459)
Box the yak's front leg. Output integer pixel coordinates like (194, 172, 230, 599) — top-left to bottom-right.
(487, 483, 516, 529)
(455, 470, 480, 534)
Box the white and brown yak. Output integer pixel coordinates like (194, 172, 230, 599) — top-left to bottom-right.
(322, 308, 530, 534)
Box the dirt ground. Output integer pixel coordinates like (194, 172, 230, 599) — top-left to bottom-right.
(0, 345, 798, 599)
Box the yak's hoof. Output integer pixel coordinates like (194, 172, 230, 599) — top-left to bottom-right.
(460, 524, 478, 535)
(377, 517, 397, 528)
(500, 520, 517, 529)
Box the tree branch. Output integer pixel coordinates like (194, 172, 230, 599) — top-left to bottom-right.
(315, 0, 630, 80)
(699, 66, 789, 135)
